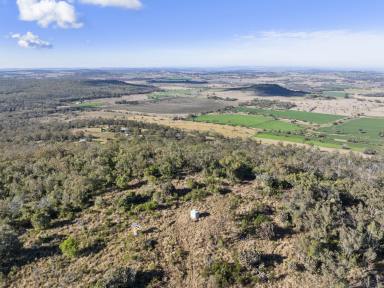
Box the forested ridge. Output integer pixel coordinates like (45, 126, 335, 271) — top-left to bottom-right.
(0, 117, 383, 287)
(0, 78, 156, 112)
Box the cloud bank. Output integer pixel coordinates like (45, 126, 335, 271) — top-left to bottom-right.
(229, 30, 384, 68)
(16, 0, 82, 28)
(4, 30, 384, 69)
(80, 0, 142, 9)
(11, 32, 52, 48)
(16, 0, 142, 28)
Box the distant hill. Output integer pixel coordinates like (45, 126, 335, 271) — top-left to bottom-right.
(148, 79, 208, 84)
(228, 84, 308, 97)
(83, 79, 130, 86)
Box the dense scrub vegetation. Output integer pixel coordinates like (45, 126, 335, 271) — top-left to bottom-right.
(0, 117, 383, 287)
(237, 98, 297, 109)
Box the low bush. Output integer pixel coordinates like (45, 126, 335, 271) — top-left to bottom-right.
(237, 207, 272, 238)
(95, 267, 137, 288)
(31, 210, 51, 230)
(183, 189, 210, 202)
(117, 192, 148, 211)
(132, 200, 158, 214)
(238, 249, 263, 270)
(220, 154, 255, 182)
(59, 236, 80, 258)
(203, 260, 249, 288)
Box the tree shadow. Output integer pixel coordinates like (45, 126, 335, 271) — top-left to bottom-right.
(135, 269, 164, 287)
(36, 234, 66, 245)
(175, 188, 192, 197)
(199, 211, 211, 219)
(2, 244, 61, 274)
(142, 227, 158, 234)
(274, 225, 295, 240)
(260, 253, 285, 268)
(143, 239, 158, 251)
(218, 187, 232, 195)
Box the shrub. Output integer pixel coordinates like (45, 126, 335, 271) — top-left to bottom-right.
(220, 154, 255, 182)
(258, 222, 276, 240)
(96, 267, 137, 288)
(94, 196, 106, 208)
(132, 200, 158, 214)
(117, 191, 158, 215)
(185, 178, 200, 190)
(159, 181, 176, 197)
(258, 175, 291, 196)
(203, 260, 247, 288)
(183, 189, 210, 202)
(59, 236, 80, 258)
(117, 192, 147, 211)
(31, 210, 51, 230)
(278, 211, 292, 228)
(144, 165, 161, 179)
(115, 175, 131, 190)
(204, 176, 227, 195)
(238, 249, 263, 270)
(237, 207, 271, 238)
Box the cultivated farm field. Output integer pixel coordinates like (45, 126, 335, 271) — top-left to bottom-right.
(236, 107, 345, 124)
(194, 113, 302, 132)
(320, 117, 384, 148)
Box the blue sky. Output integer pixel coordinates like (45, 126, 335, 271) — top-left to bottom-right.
(1, 0, 384, 68)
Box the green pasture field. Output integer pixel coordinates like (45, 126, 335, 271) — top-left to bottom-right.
(236, 107, 345, 124)
(320, 117, 384, 144)
(194, 114, 302, 132)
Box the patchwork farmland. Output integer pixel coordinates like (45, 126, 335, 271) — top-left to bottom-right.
(194, 109, 384, 154)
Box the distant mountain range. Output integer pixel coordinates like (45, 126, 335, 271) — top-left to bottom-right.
(228, 84, 308, 97)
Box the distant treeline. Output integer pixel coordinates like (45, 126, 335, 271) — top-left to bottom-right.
(0, 78, 156, 112)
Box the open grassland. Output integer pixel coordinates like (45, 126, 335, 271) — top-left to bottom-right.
(236, 107, 345, 124)
(194, 114, 302, 132)
(322, 90, 349, 98)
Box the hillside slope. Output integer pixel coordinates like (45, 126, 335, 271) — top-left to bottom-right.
(0, 119, 383, 288)
(228, 84, 308, 97)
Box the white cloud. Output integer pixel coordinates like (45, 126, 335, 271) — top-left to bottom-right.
(11, 32, 52, 48)
(16, 0, 82, 28)
(80, 0, 141, 9)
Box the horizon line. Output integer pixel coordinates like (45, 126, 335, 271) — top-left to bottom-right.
(1, 65, 384, 73)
